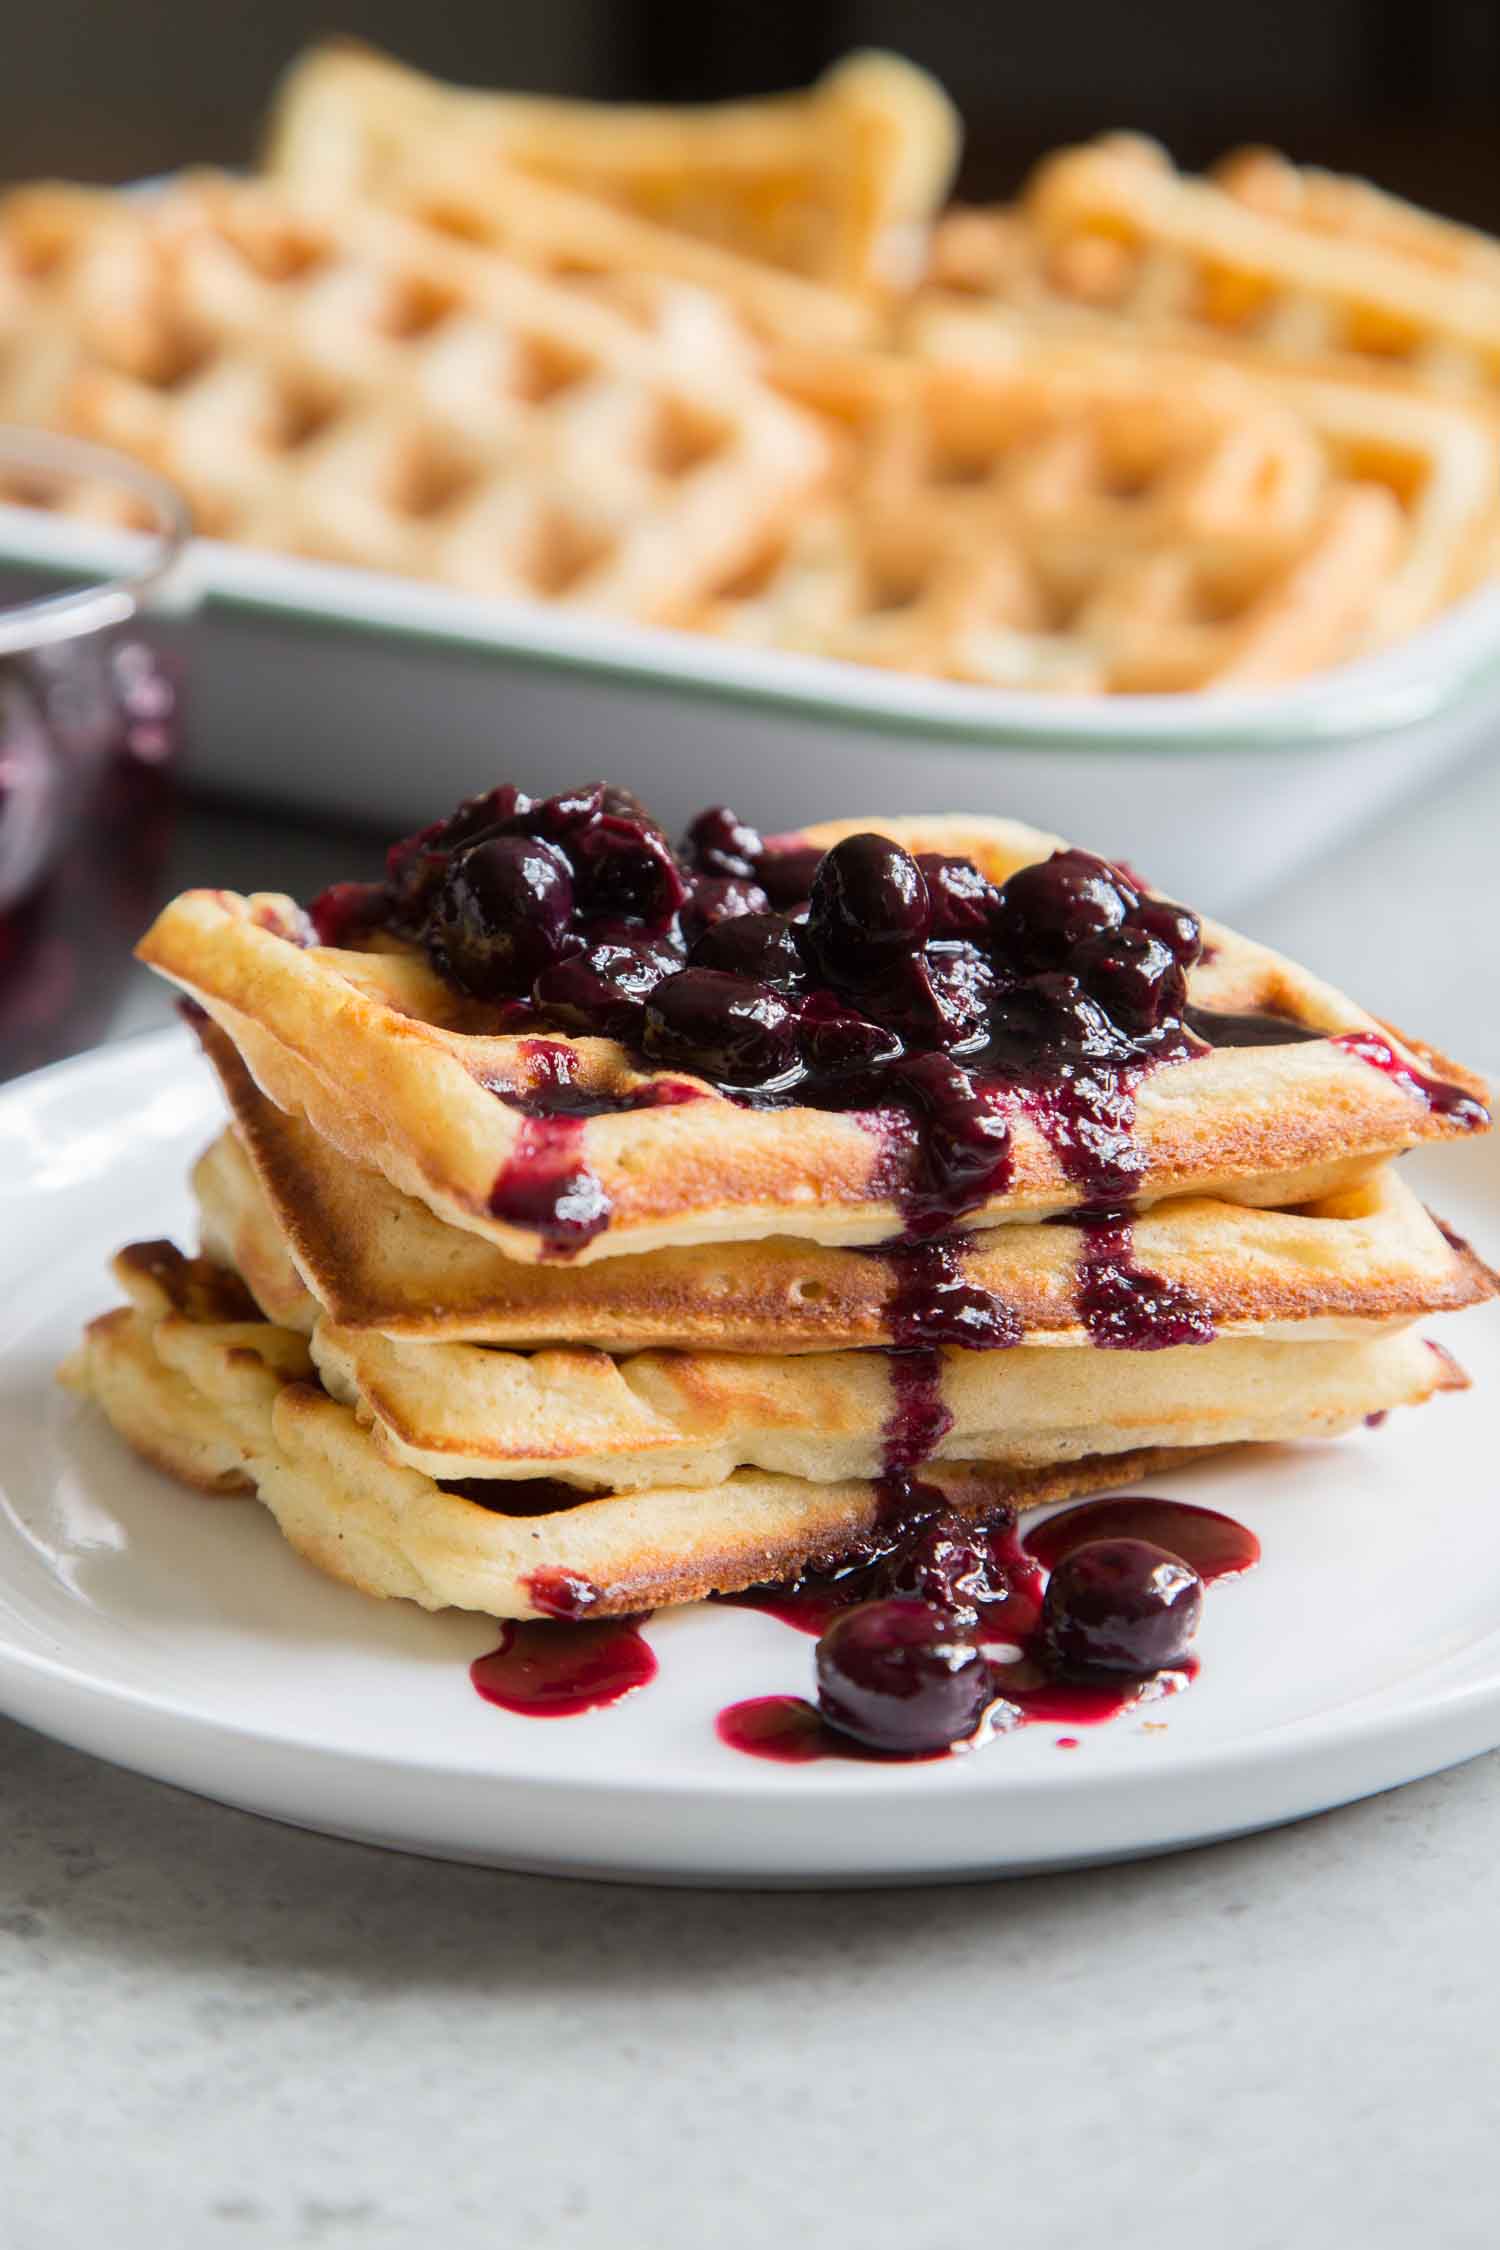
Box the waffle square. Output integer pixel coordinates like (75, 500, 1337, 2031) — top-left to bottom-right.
(699, 336, 1494, 689)
(138, 813, 1490, 1267)
(895, 325, 1498, 677)
(194, 1022, 1495, 1354)
(0, 171, 826, 616)
(63, 1241, 1461, 1617)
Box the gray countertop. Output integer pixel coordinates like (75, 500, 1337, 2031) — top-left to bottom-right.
(5, 752, 1500, 2250)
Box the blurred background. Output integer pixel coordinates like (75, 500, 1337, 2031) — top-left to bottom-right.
(3, 0, 1499, 220)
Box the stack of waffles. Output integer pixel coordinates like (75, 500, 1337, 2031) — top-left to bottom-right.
(2, 42, 1500, 690)
(63, 805, 1495, 1620)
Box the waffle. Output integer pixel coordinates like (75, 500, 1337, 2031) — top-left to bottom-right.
(696, 336, 1492, 689)
(928, 135, 1500, 405)
(264, 41, 960, 295)
(194, 1028, 1496, 1353)
(308, 1309, 1453, 1493)
(64, 1240, 1462, 1618)
(902, 324, 1497, 668)
(137, 814, 1490, 1267)
(0, 172, 826, 617)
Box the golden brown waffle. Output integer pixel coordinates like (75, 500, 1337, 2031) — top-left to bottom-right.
(62, 1240, 1247, 1617)
(898, 324, 1499, 670)
(193, 1029, 1496, 1353)
(139, 813, 1490, 1267)
(307, 1311, 1454, 1494)
(0, 172, 826, 617)
(928, 135, 1500, 404)
(697, 336, 1493, 689)
(264, 42, 960, 296)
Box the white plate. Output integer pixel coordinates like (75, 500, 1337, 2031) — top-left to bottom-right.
(2, 1027, 1498, 1887)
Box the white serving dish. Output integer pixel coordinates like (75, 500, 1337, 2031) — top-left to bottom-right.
(4, 500, 1499, 912)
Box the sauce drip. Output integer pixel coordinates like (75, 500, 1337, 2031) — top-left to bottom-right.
(1022, 1493, 1260, 1582)
(1331, 1030, 1489, 1129)
(486, 1038, 703, 1253)
(472, 1615, 656, 1717)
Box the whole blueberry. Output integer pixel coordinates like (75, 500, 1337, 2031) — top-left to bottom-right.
(533, 936, 681, 1039)
(983, 972, 1129, 1072)
(796, 992, 903, 1075)
(385, 782, 533, 919)
(816, 1598, 993, 1755)
(916, 853, 1002, 939)
(642, 968, 800, 1087)
(1040, 1537, 1204, 1677)
(681, 804, 765, 880)
(424, 834, 574, 996)
(683, 875, 773, 934)
(1132, 895, 1204, 971)
(571, 815, 688, 932)
(1076, 926, 1187, 1033)
(804, 833, 932, 983)
(691, 910, 806, 989)
(990, 850, 1138, 973)
(754, 843, 827, 910)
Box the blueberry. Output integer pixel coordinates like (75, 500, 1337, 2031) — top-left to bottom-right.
(753, 843, 826, 910)
(894, 942, 999, 1049)
(990, 850, 1138, 974)
(641, 968, 800, 1087)
(682, 804, 765, 880)
(916, 853, 1002, 939)
(526, 781, 610, 841)
(690, 910, 805, 989)
(571, 814, 688, 932)
(424, 834, 574, 996)
(683, 876, 773, 935)
(891, 1053, 1013, 1209)
(385, 783, 533, 918)
(877, 1512, 1006, 1624)
(1132, 896, 1204, 971)
(816, 1598, 993, 1755)
(533, 936, 681, 1040)
(1076, 927, 1186, 1033)
(983, 972, 1131, 1072)
(1040, 1537, 1204, 1677)
(805, 834, 932, 984)
(796, 992, 903, 1075)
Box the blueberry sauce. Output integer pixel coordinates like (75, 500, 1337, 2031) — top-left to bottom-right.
(485, 1037, 703, 1253)
(716, 1649, 1197, 1763)
(307, 880, 386, 948)
(1022, 1494, 1261, 1582)
(525, 1566, 604, 1621)
(310, 789, 1240, 1253)
(1073, 1214, 1217, 1350)
(716, 1507, 1044, 1645)
(716, 1493, 1254, 1763)
(472, 1615, 656, 1716)
(1331, 1030, 1489, 1129)
(1183, 1004, 1323, 1049)
(878, 1238, 1024, 1352)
